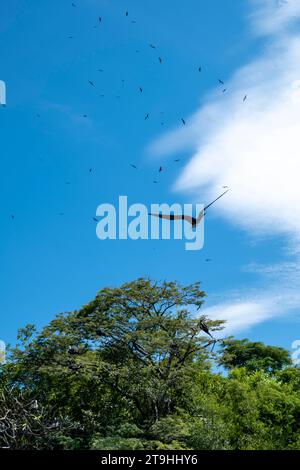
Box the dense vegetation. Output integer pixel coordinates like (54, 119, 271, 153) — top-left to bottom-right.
(1, 278, 300, 450)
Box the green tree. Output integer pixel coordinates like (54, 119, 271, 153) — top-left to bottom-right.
(219, 338, 292, 373)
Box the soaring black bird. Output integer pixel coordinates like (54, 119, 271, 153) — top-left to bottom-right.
(149, 44, 156, 49)
(145, 113, 149, 120)
(181, 118, 186, 125)
(139, 87, 143, 93)
(149, 211, 204, 228)
(243, 94, 247, 102)
(218, 79, 224, 85)
(130, 164, 138, 169)
(159, 166, 163, 172)
(149, 190, 229, 228)
(99, 16, 102, 22)
(198, 66, 202, 72)
(158, 57, 162, 63)
(88, 80, 95, 87)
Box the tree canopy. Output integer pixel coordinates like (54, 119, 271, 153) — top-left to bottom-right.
(1, 278, 299, 450)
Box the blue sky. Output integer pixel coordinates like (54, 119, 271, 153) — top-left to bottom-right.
(1, 0, 300, 353)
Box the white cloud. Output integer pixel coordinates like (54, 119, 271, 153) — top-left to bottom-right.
(150, 0, 300, 334)
(203, 300, 275, 336)
(250, 0, 300, 36)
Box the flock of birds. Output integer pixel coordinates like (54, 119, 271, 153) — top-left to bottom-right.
(5, 3, 239, 256)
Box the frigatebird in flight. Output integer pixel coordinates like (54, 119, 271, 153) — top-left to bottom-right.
(149, 189, 229, 228)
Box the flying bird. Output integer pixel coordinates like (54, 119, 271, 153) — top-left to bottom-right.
(139, 87, 143, 93)
(149, 211, 204, 228)
(99, 16, 102, 22)
(93, 217, 98, 222)
(158, 57, 162, 63)
(159, 166, 163, 172)
(174, 159, 181, 162)
(149, 190, 229, 228)
(218, 79, 224, 85)
(130, 164, 138, 169)
(181, 118, 186, 125)
(145, 113, 149, 120)
(149, 44, 156, 49)
(243, 94, 247, 102)
(11, 215, 15, 220)
(125, 11, 128, 16)
(72, 2, 76, 6)
(198, 66, 202, 72)
(88, 80, 95, 87)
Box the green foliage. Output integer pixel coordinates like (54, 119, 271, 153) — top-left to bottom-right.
(219, 338, 292, 373)
(1, 278, 299, 450)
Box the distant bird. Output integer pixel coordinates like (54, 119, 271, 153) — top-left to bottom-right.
(139, 87, 143, 93)
(99, 16, 102, 22)
(153, 180, 158, 184)
(243, 94, 247, 102)
(131, 20, 136, 24)
(222, 88, 227, 93)
(89, 168, 92, 173)
(68, 36, 74, 39)
(97, 69, 104, 72)
(93, 217, 98, 222)
(65, 182, 71, 185)
(159, 166, 163, 173)
(88, 80, 95, 87)
(149, 44, 156, 49)
(145, 113, 149, 120)
(99, 94, 105, 98)
(71, 2, 76, 6)
(181, 118, 186, 125)
(158, 57, 162, 63)
(125, 11, 128, 16)
(36, 114, 41, 118)
(218, 79, 224, 85)
(205, 258, 212, 262)
(130, 164, 138, 169)
(198, 320, 213, 339)
(198, 66, 202, 72)
(11, 215, 15, 220)
(174, 159, 181, 162)
(83, 114, 88, 118)
(222, 185, 229, 189)
(59, 213, 64, 216)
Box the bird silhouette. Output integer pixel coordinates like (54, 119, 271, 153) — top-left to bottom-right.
(181, 118, 186, 125)
(198, 320, 213, 339)
(158, 57, 162, 63)
(130, 164, 138, 169)
(145, 113, 149, 120)
(159, 166, 163, 172)
(243, 94, 247, 102)
(88, 80, 95, 87)
(218, 79, 224, 85)
(149, 190, 229, 228)
(149, 211, 204, 228)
